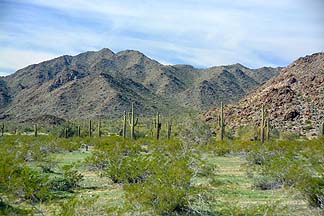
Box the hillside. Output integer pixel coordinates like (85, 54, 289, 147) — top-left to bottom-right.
(205, 53, 324, 136)
(0, 48, 280, 121)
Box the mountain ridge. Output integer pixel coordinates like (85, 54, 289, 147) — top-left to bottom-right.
(0, 48, 281, 121)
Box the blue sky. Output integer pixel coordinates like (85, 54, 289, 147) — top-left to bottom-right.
(0, 0, 323, 76)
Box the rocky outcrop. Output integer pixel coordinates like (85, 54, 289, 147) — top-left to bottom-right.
(205, 53, 324, 136)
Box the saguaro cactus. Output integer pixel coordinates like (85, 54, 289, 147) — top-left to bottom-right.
(89, 120, 92, 137)
(156, 112, 162, 140)
(167, 119, 172, 140)
(122, 111, 127, 139)
(128, 103, 138, 139)
(1, 122, 4, 136)
(260, 105, 266, 143)
(320, 122, 324, 137)
(219, 102, 225, 141)
(266, 118, 270, 141)
(98, 120, 102, 137)
(34, 124, 38, 137)
(77, 125, 81, 137)
(65, 128, 68, 138)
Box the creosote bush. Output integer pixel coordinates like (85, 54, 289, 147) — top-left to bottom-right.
(204, 136, 324, 210)
(246, 137, 324, 209)
(49, 164, 84, 192)
(87, 137, 202, 214)
(0, 135, 86, 214)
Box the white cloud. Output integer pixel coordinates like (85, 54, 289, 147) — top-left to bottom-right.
(0, 0, 323, 73)
(0, 48, 59, 71)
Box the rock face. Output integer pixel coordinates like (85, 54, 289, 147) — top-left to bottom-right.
(0, 48, 280, 121)
(205, 53, 324, 136)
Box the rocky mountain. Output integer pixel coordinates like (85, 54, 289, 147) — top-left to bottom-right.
(205, 53, 324, 136)
(0, 48, 280, 121)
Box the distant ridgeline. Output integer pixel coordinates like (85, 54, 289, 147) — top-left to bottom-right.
(0, 48, 279, 121)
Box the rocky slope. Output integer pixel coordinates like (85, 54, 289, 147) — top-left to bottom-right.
(0, 48, 280, 121)
(205, 53, 324, 136)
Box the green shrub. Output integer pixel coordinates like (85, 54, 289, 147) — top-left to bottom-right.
(49, 164, 83, 192)
(53, 137, 83, 152)
(0, 135, 81, 214)
(87, 137, 201, 214)
(177, 116, 212, 145)
(246, 138, 324, 209)
(124, 153, 194, 214)
(302, 176, 324, 209)
(253, 176, 282, 190)
(50, 123, 79, 138)
(235, 125, 258, 141)
(279, 131, 300, 140)
(86, 136, 144, 183)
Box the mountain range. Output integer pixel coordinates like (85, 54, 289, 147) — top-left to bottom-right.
(0, 48, 280, 121)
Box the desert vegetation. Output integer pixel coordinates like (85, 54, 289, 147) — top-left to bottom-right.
(0, 104, 323, 215)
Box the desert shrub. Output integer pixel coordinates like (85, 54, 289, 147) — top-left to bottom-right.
(271, 128, 280, 139)
(87, 137, 202, 214)
(49, 164, 83, 192)
(15, 167, 50, 202)
(124, 153, 194, 214)
(210, 141, 231, 156)
(53, 137, 83, 152)
(0, 153, 51, 204)
(195, 160, 218, 177)
(0, 135, 81, 214)
(301, 176, 324, 209)
(178, 116, 212, 145)
(253, 176, 282, 190)
(247, 138, 324, 209)
(201, 139, 255, 156)
(0, 201, 32, 215)
(279, 131, 300, 140)
(235, 125, 258, 141)
(86, 136, 145, 183)
(50, 122, 79, 138)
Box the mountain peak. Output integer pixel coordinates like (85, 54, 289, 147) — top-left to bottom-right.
(116, 49, 146, 57)
(97, 48, 115, 55)
(287, 52, 324, 69)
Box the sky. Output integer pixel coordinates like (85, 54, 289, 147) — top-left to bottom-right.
(0, 0, 324, 76)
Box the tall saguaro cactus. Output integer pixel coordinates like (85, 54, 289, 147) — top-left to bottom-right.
(156, 112, 162, 140)
(266, 118, 270, 141)
(89, 120, 92, 137)
(77, 125, 81, 137)
(122, 111, 127, 139)
(167, 119, 172, 140)
(320, 122, 324, 137)
(34, 124, 38, 137)
(98, 120, 102, 137)
(260, 105, 266, 143)
(219, 102, 225, 141)
(128, 103, 138, 139)
(65, 128, 68, 138)
(1, 122, 4, 136)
